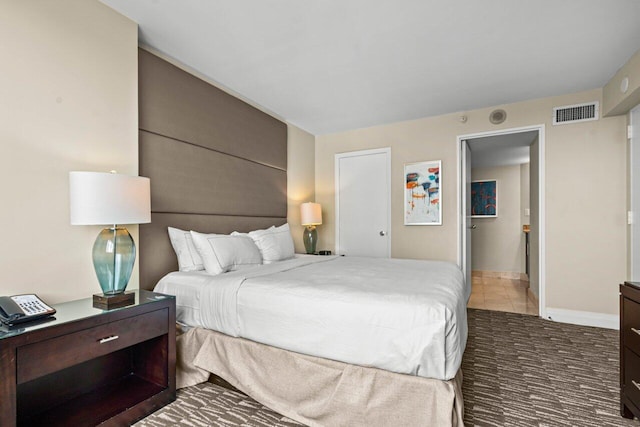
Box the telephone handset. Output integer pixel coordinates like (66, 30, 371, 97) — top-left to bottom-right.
(0, 294, 56, 326)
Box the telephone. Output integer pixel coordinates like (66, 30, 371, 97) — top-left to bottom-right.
(0, 294, 56, 326)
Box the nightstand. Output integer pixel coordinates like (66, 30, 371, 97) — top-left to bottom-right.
(0, 290, 176, 427)
(621, 282, 640, 420)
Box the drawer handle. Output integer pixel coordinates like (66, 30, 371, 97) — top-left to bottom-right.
(632, 328, 640, 336)
(99, 335, 119, 344)
(634, 380, 640, 391)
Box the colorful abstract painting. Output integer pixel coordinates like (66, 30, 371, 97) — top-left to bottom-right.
(471, 180, 498, 217)
(404, 160, 442, 225)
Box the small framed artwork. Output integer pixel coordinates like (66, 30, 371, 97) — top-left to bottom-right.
(471, 180, 498, 217)
(404, 160, 441, 225)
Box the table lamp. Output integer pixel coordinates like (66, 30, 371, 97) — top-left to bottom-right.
(69, 171, 151, 309)
(300, 202, 322, 254)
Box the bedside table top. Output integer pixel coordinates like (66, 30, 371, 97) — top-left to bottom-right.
(0, 290, 174, 341)
(624, 281, 640, 290)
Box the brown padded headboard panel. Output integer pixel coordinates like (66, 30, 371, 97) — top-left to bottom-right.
(140, 132, 286, 217)
(139, 50, 286, 170)
(138, 49, 287, 290)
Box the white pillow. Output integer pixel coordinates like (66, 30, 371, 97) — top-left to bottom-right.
(167, 227, 204, 272)
(248, 223, 295, 264)
(231, 225, 275, 238)
(190, 231, 262, 275)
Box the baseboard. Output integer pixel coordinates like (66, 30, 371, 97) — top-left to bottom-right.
(472, 270, 526, 281)
(545, 307, 618, 330)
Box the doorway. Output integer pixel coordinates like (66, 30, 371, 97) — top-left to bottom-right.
(335, 148, 391, 257)
(458, 125, 545, 317)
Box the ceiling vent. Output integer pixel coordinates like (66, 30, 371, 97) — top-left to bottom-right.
(552, 102, 599, 125)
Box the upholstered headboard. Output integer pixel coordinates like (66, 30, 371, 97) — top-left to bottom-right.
(138, 49, 287, 290)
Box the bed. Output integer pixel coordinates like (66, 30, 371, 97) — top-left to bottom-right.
(138, 48, 468, 426)
(155, 254, 468, 381)
(153, 251, 468, 426)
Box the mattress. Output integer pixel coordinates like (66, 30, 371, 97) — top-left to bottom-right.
(155, 255, 469, 380)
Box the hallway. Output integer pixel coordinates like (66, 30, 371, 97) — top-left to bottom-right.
(467, 274, 538, 315)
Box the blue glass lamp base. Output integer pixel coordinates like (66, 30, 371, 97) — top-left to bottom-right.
(92, 227, 136, 295)
(303, 226, 318, 254)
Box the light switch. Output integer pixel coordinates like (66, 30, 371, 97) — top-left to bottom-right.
(524, 208, 530, 216)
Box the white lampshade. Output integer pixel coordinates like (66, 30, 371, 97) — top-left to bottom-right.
(70, 172, 151, 225)
(300, 202, 322, 226)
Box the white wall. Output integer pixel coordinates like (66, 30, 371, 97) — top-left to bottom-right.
(316, 88, 626, 317)
(0, 0, 138, 303)
(471, 164, 524, 274)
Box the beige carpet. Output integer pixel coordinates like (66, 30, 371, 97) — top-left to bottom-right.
(135, 309, 636, 426)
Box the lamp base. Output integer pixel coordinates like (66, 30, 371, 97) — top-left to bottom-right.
(93, 227, 136, 295)
(93, 291, 135, 310)
(303, 226, 318, 254)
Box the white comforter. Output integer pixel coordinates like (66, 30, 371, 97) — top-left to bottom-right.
(155, 255, 469, 380)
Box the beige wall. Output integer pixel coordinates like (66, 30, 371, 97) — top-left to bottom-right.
(471, 165, 524, 274)
(316, 88, 626, 316)
(316, 122, 461, 263)
(0, 1, 138, 303)
(287, 125, 316, 253)
(603, 48, 640, 117)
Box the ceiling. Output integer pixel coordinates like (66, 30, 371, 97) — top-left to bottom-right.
(101, 0, 640, 135)
(467, 131, 537, 169)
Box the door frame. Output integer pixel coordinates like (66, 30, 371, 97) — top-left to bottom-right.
(334, 147, 391, 257)
(456, 124, 546, 318)
(630, 104, 640, 280)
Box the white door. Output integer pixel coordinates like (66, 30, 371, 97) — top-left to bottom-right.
(461, 140, 472, 284)
(631, 104, 640, 279)
(335, 148, 390, 257)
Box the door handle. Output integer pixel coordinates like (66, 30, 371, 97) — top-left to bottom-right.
(379, 231, 386, 236)
(469, 224, 477, 229)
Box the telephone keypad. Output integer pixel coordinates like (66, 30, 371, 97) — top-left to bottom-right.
(11, 295, 54, 315)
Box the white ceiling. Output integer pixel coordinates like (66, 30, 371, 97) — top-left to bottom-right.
(101, 0, 640, 135)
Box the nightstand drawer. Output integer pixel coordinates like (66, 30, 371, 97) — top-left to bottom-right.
(623, 297, 640, 356)
(17, 308, 168, 384)
(624, 347, 640, 408)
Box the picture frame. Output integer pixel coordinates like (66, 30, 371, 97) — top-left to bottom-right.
(404, 160, 442, 225)
(471, 179, 498, 217)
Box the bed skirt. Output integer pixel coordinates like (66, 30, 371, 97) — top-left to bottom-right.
(176, 327, 464, 427)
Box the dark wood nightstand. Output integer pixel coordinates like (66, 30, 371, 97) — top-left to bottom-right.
(0, 290, 176, 427)
(621, 282, 640, 420)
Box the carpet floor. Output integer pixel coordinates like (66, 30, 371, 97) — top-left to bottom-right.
(135, 309, 637, 426)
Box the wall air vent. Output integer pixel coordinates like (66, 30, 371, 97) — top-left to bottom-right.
(552, 102, 599, 125)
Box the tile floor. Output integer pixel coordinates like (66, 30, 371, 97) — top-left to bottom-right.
(468, 274, 538, 316)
